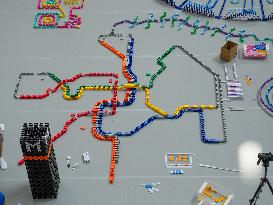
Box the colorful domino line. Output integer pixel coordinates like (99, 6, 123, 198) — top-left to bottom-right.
(161, 0, 273, 21)
(16, 31, 228, 183)
(112, 12, 273, 44)
(34, 0, 83, 29)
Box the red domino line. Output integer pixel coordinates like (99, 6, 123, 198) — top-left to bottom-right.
(19, 39, 133, 184)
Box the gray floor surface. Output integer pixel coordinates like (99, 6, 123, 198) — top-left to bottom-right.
(0, 0, 273, 205)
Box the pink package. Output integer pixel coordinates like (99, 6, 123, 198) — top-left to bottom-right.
(243, 42, 269, 59)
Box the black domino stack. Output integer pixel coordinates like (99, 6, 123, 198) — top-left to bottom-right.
(20, 123, 60, 199)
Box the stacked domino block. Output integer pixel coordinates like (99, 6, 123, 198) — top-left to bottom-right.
(20, 123, 60, 199)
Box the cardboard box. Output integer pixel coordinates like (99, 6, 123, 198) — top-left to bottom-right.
(220, 41, 238, 62)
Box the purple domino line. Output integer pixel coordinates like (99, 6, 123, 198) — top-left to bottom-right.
(258, 77, 273, 115)
(112, 18, 258, 40)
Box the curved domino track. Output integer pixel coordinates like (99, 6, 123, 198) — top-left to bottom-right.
(34, 0, 83, 29)
(258, 77, 273, 116)
(161, 0, 273, 21)
(16, 31, 228, 184)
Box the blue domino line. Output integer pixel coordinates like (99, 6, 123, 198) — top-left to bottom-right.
(93, 36, 138, 134)
(207, 0, 220, 9)
(217, 0, 228, 18)
(243, 0, 255, 13)
(126, 37, 138, 83)
(99, 107, 223, 143)
(259, 0, 266, 20)
(177, 0, 190, 9)
(265, 85, 273, 109)
(93, 36, 223, 144)
(168, 108, 222, 143)
(206, 0, 213, 6)
(243, 0, 247, 12)
(162, 0, 273, 20)
(169, 0, 215, 17)
(250, 0, 254, 11)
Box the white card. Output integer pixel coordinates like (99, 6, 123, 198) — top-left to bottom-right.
(0, 124, 4, 131)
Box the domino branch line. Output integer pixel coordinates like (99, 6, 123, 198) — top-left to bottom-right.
(16, 31, 228, 183)
(112, 13, 273, 44)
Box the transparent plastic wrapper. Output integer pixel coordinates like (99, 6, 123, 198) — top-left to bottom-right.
(194, 181, 234, 205)
(165, 153, 195, 168)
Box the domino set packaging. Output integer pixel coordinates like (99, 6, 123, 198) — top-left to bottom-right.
(243, 42, 269, 59)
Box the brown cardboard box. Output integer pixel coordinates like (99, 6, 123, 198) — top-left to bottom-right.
(220, 41, 238, 62)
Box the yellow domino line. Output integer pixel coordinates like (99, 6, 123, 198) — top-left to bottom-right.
(58, 5, 66, 18)
(144, 87, 169, 116)
(64, 0, 79, 6)
(61, 83, 216, 117)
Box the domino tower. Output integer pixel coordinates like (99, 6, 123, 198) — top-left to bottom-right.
(20, 123, 60, 199)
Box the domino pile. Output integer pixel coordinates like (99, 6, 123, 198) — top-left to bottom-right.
(141, 182, 160, 194)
